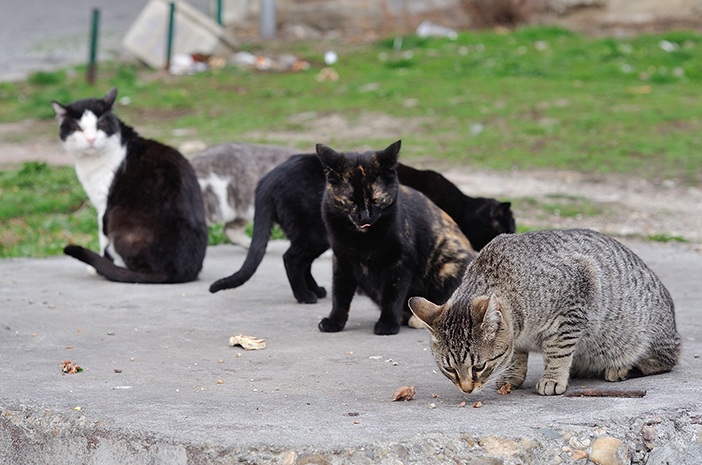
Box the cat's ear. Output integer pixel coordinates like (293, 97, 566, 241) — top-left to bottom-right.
(103, 88, 118, 108)
(316, 144, 344, 175)
(377, 140, 401, 169)
(473, 294, 503, 339)
(494, 202, 512, 220)
(408, 296, 443, 331)
(51, 101, 67, 122)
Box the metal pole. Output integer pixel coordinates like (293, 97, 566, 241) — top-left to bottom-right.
(165, 2, 176, 71)
(260, 0, 276, 39)
(87, 8, 100, 84)
(216, 0, 223, 25)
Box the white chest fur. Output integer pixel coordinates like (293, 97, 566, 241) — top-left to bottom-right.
(61, 112, 126, 252)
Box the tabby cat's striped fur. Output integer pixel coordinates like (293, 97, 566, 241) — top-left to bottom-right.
(409, 229, 681, 396)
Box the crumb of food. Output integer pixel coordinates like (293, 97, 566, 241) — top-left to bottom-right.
(114, 368, 123, 373)
(229, 334, 266, 350)
(497, 382, 512, 395)
(431, 393, 440, 398)
(61, 360, 82, 374)
(216, 379, 224, 385)
(391, 385, 416, 401)
(472, 401, 483, 408)
(458, 401, 467, 408)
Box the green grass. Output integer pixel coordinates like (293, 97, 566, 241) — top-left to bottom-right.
(0, 163, 96, 257)
(2, 26, 702, 257)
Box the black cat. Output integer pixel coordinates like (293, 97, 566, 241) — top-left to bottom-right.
(316, 140, 475, 335)
(395, 164, 514, 250)
(52, 88, 208, 283)
(209, 148, 515, 302)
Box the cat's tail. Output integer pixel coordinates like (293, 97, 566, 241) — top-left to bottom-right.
(209, 188, 274, 293)
(64, 245, 171, 284)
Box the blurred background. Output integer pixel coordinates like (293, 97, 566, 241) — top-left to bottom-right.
(1, 0, 702, 257)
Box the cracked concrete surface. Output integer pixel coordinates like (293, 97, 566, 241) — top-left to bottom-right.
(1, 240, 700, 464)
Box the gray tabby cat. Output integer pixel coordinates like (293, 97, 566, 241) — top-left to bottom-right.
(190, 142, 296, 247)
(409, 229, 681, 396)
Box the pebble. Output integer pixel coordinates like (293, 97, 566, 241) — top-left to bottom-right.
(589, 437, 626, 465)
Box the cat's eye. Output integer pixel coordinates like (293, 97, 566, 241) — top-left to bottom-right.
(442, 366, 458, 378)
(473, 362, 486, 373)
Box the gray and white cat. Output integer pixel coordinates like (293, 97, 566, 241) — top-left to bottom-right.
(190, 142, 296, 247)
(409, 229, 681, 396)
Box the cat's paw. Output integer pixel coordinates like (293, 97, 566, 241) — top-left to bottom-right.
(295, 293, 318, 304)
(536, 378, 568, 396)
(314, 286, 327, 298)
(318, 318, 345, 333)
(496, 375, 524, 390)
(604, 367, 631, 382)
(407, 315, 427, 329)
(374, 320, 401, 335)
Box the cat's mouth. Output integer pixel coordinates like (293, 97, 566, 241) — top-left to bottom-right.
(358, 223, 371, 231)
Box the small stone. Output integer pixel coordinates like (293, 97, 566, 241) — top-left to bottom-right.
(297, 453, 331, 465)
(590, 437, 626, 465)
(642, 426, 657, 451)
(281, 450, 296, 465)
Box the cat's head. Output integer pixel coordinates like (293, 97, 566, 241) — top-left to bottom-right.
(471, 201, 516, 250)
(408, 293, 513, 394)
(51, 88, 121, 156)
(316, 140, 401, 232)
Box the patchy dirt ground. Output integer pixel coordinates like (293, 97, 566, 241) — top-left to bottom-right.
(2, 118, 700, 253)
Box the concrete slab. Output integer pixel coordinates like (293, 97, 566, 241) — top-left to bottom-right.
(122, 0, 236, 70)
(1, 240, 701, 464)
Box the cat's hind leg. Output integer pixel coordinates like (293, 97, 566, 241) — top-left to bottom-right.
(224, 219, 251, 248)
(283, 241, 327, 304)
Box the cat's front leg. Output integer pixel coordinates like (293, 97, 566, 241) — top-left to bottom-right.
(319, 256, 356, 332)
(374, 273, 412, 335)
(496, 351, 528, 390)
(536, 333, 580, 395)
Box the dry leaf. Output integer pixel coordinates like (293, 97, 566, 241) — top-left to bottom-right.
(472, 401, 483, 408)
(61, 360, 82, 374)
(391, 385, 416, 401)
(497, 383, 512, 395)
(229, 334, 266, 350)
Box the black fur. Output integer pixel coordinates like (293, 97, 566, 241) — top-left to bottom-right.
(209, 154, 329, 300)
(316, 140, 475, 335)
(395, 164, 515, 250)
(210, 150, 515, 301)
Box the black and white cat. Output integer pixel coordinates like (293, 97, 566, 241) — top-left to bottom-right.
(52, 88, 208, 283)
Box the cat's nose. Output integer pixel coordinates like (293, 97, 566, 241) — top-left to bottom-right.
(457, 378, 480, 394)
(358, 210, 371, 224)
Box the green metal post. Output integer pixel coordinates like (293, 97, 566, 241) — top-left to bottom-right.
(87, 8, 100, 84)
(216, 0, 223, 25)
(165, 2, 176, 71)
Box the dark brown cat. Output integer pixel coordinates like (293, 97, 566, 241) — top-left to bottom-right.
(316, 140, 476, 335)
